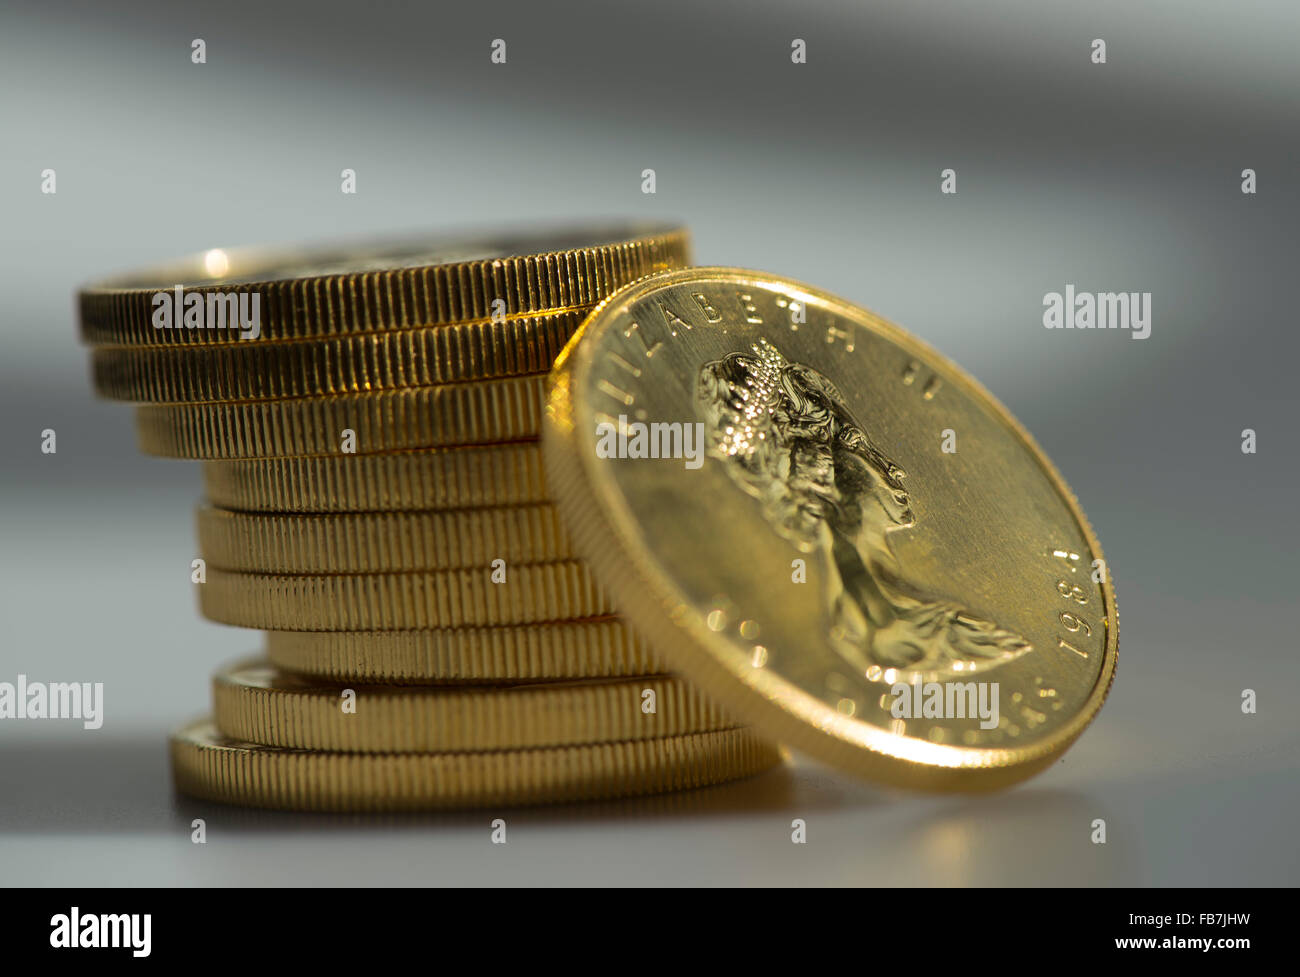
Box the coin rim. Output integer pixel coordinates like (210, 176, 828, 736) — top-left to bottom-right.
(263, 617, 663, 684)
(135, 374, 547, 459)
(211, 658, 732, 752)
(79, 224, 690, 346)
(195, 501, 573, 572)
(199, 561, 612, 630)
(543, 266, 1118, 791)
(201, 441, 550, 513)
(170, 718, 781, 812)
(90, 309, 585, 403)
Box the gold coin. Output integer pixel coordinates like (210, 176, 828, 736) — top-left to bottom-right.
(264, 618, 663, 684)
(170, 718, 781, 812)
(212, 659, 730, 752)
(544, 267, 1118, 791)
(197, 503, 572, 572)
(92, 309, 584, 403)
(199, 562, 611, 630)
(79, 223, 690, 346)
(202, 443, 548, 513)
(136, 375, 545, 459)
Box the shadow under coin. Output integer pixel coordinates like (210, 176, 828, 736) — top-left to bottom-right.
(0, 735, 174, 834)
(167, 753, 888, 833)
(896, 788, 1140, 886)
(1, 737, 894, 836)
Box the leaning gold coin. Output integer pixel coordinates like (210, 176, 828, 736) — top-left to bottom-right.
(544, 267, 1118, 791)
(170, 719, 781, 812)
(92, 309, 585, 403)
(199, 562, 611, 630)
(212, 659, 731, 752)
(196, 503, 572, 572)
(264, 618, 663, 684)
(202, 443, 549, 513)
(79, 223, 689, 346)
(136, 375, 545, 459)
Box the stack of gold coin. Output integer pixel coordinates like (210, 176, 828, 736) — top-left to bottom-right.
(77, 226, 781, 811)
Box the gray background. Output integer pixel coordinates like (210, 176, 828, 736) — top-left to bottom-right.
(1, 0, 1296, 886)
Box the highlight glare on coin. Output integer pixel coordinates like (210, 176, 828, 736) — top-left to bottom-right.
(544, 267, 1117, 791)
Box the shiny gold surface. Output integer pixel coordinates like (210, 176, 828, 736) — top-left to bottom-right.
(544, 268, 1117, 790)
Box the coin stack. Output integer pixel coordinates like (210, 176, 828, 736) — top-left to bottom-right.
(77, 226, 781, 811)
